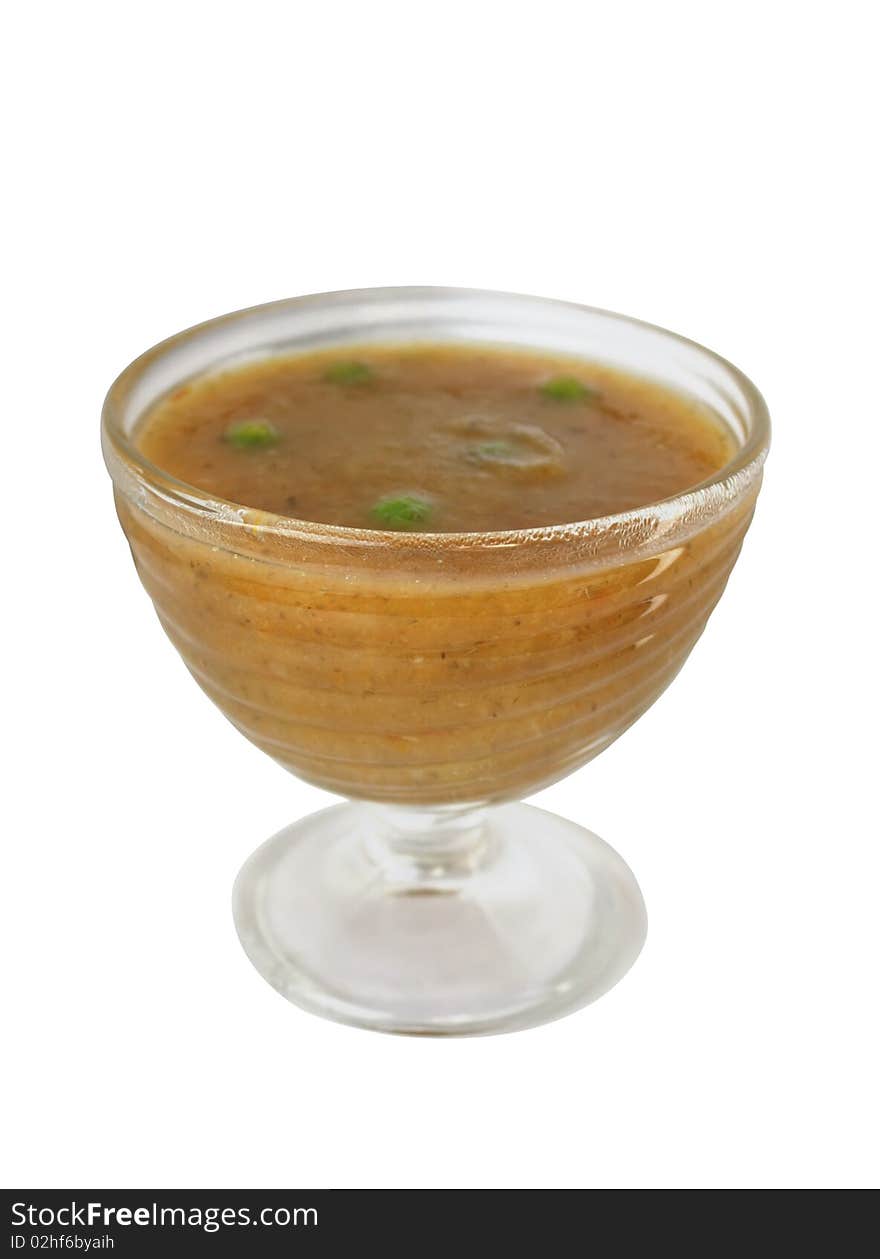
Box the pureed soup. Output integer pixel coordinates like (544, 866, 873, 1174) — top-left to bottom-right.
(136, 345, 734, 531)
(123, 341, 752, 803)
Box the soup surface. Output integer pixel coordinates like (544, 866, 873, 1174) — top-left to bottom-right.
(136, 344, 733, 531)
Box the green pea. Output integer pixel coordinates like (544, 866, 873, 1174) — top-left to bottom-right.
(371, 494, 432, 529)
(224, 419, 280, 449)
(540, 376, 598, 403)
(324, 360, 374, 385)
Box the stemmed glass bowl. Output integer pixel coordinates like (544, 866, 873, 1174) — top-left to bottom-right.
(102, 287, 769, 1035)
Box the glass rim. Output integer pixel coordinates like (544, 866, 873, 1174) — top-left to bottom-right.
(101, 285, 771, 551)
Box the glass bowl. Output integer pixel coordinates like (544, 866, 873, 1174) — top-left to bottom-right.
(102, 287, 769, 1035)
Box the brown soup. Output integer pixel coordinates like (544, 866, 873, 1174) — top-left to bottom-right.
(135, 343, 733, 531)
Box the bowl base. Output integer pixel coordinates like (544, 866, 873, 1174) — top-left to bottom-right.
(232, 801, 647, 1036)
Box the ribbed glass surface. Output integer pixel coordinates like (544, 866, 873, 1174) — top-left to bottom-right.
(117, 489, 757, 803)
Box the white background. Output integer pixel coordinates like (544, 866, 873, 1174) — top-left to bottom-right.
(3, 0, 878, 1190)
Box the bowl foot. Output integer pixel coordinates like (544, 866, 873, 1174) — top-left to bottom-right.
(232, 801, 646, 1036)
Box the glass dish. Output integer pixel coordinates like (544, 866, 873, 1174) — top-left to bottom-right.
(102, 287, 769, 1035)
